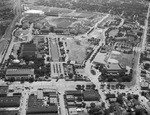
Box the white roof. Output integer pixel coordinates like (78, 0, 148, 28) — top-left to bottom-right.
(13, 59, 20, 63)
(108, 59, 119, 64)
(24, 10, 44, 14)
(112, 51, 121, 55)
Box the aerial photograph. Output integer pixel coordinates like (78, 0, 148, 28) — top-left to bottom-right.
(0, 0, 150, 115)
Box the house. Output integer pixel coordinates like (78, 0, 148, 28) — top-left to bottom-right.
(140, 82, 149, 90)
(68, 108, 78, 115)
(0, 86, 8, 97)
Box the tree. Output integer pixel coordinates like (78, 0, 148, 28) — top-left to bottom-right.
(29, 77, 34, 83)
(101, 102, 105, 108)
(21, 77, 25, 83)
(117, 95, 123, 105)
(90, 103, 96, 109)
(10, 77, 15, 82)
(9, 54, 15, 60)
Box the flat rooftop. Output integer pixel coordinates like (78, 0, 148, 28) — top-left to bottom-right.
(105, 64, 122, 71)
(6, 69, 34, 75)
(0, 96, 21, 107)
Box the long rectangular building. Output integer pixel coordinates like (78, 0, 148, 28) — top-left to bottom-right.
(0, 96, 20, 107)
(5, 69, 34, 81)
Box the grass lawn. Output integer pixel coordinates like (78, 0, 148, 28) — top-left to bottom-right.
(67, 38, 91, 64)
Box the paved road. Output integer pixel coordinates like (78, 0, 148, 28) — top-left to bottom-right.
(85, 14, 110, 35)
(0, 13, 21, 64)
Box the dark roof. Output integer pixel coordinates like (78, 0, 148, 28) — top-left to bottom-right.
(0, 86, 8, 96)
(21, 51, 36, 57)
(0, 110, 19, 115)
(22, 44, 36, 48)
(65, 90, 82, 96)
(27, 106, 58, 114)
(22, 47, 36, 52)
(27, 113, 58, 115)
(106, 94, 116, 99)
(83, 90, 100, 101)
(21, 44, 36, 57)
(0, 96, 20, 107)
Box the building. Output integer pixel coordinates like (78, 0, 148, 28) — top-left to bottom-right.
(0, 96, 20, 107)
(0, 86, 8, 97)
(83, 90, 100, 101)
(27, 106, 58, 114)
(37, 89, 43, 99)
(65, 90, 82, 96)
(28, 89, 59, 114)
(20, 43, 37, 58)
(103, 64, 126, 75)
(0, 110, 19, 115)
(140, 82, 149, 90)
(68, 108, 78, 115)
(5, 69, 35, 81)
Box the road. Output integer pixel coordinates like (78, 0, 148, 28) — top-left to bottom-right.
(0, 13, 21, 64)
(20, 88, 28, 115)
(85, 14, 110, 35)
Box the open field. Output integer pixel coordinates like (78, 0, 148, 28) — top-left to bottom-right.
(109, 52, 134, 67)
(67, 38, 91, 64)
(51, 18, 77, 28)
(108, 29, 119, 38)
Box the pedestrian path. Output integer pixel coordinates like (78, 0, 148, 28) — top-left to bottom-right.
(132, 46, 141, 53)
(51, 62, 64, 77)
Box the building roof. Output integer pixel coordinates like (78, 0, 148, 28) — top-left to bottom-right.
(140, 82, 149, 88)
(0, 86, 8, 96)
(109, 98, 117, 102)
(22, 44, 36, 48)
(65, 90, 82, 96)
(0, 110, 19, 115)
(21, 44, 37, 57)
(21, 51, 36, 57)
(105, 64, 122, 71)
(83, 90, 100, 101)
(27, 106, 58, 114)
(22, 47, 36, 52)
(27, 114, 58, 115)
(106, 94, 116, 99)
(0, 96, 20, 107)
(6, 69, 34, 75)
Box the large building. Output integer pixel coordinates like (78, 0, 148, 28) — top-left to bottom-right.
(0, 110, 19, 115)
(27, 90, 58, 115)
(20, 43, 37, 58)
(103, 64, 126, 75)
(5, 69, 35, 81)
(0, 96, 21, 108)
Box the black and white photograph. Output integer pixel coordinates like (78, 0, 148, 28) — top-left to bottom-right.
(0, 0, 150, 115)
